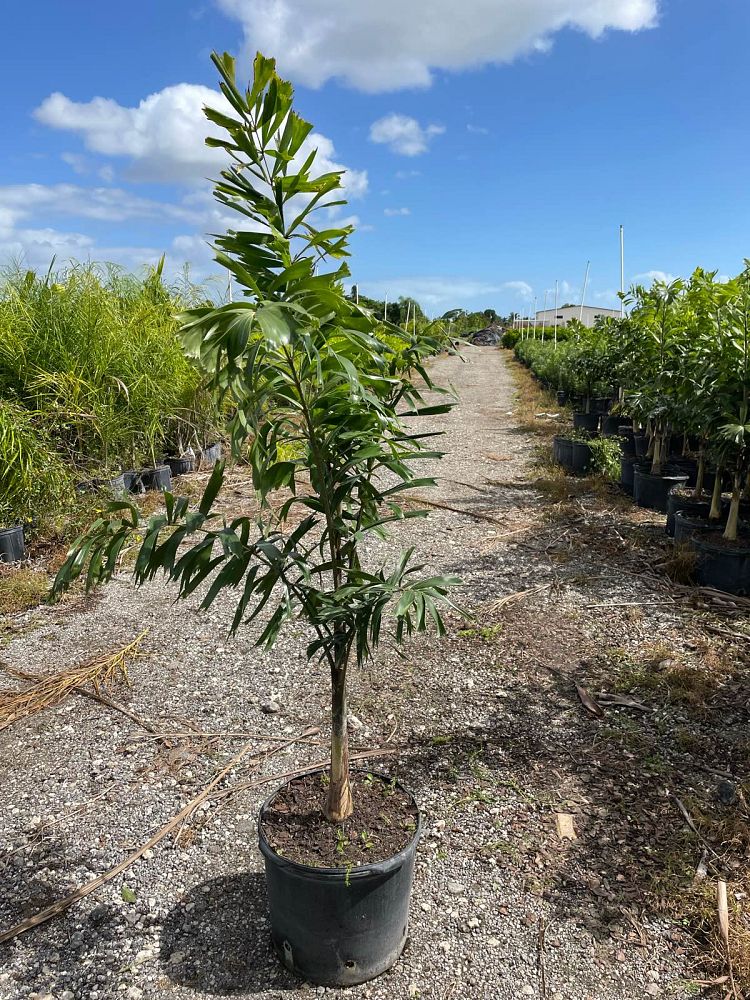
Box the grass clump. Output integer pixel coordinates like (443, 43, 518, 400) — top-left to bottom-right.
(0, 568, 50, 614)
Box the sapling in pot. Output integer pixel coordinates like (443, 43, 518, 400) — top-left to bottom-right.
(52, 51, 459, 985)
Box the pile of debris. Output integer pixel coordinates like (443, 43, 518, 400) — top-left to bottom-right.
(469, 324, 504, 346)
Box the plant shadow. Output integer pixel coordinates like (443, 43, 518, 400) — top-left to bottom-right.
(160, 871, 299, 995)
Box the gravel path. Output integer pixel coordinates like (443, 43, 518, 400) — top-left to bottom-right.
(0, 346, 696, 1000)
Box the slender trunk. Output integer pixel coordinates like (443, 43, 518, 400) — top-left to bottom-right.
(650, 432, 663, 477)
(325, 647, 353, 823)
(693, 450, 705, 500)
(745, 469, 750, 501)
(724, 473, 742, 542)
(682, 433, 689, 457)
(709, 467, 723, 520)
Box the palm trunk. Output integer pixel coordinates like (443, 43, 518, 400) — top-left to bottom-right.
(325, 648, 353, 823)
(693, 450, 705, 499)
(724, 473, 742, 542)
(709, 468, 723, 520)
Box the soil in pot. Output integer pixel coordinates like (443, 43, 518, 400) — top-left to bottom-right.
(572, 411, 599, 433)
(259, 770, 421, 987)
(692, 532, 750, 595)
(633, 468, 688, 513)
(0, 525, 25, 563)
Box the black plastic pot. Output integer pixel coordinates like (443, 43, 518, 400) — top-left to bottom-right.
(258, 772, 422, 987)
(601, 414, 622, 437)
(556, 390, 568, 406)
(634, 433, 649, 459)
(553, 436, 574, 471)
(593, 396, 611, 414)
(0, 525, 25, 563)
(633, 468, 689, 513)
(666, 456, 698, 488)
(673, 511, 724, 544)
(165, 456, 194, 477)
(692, 535, 750, 595)
(201, 442, 222, 466)
(570, 440, 594, 475)
(618, 426, 636, 458)
(620, 456, 646, 495)
(666, 492, 710, 537)
(572, 411, 599, 433)
(139, 466, 172, 492)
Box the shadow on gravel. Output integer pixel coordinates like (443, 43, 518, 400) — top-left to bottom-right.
(161, 871, 299, 994)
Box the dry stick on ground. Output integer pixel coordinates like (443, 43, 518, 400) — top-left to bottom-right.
(0, 726, 320, 945)
(0, 630, 148, 732)
(717, 879, 738, 1000)
(399, 493, 509, 527)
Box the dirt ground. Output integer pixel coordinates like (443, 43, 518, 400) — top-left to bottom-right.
(0, 345, 748, 1000)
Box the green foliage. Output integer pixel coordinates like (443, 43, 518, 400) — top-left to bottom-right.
(53, 51, 461, 815)
(0, 261, 222, 526)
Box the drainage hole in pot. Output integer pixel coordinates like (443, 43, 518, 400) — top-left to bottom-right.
(345, 961, 356, 970)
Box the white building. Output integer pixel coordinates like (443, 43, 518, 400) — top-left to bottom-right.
(534, 304, 620, 329)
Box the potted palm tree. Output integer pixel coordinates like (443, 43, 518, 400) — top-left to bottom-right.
(53, 51, 459, 986)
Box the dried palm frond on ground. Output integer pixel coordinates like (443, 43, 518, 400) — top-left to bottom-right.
(0, 629, 146, 731)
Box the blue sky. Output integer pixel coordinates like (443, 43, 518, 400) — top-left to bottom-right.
(1, 0, 748, 316)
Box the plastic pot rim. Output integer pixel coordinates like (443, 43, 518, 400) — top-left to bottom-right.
(258, 766, 423, 880)
(691, 534, 750, 556)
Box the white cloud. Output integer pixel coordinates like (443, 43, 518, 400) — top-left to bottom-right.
(384, 207, 411, 217)
(216, 0, 658, 91)
(633, 269, 676, 284)
(35, 86, 368, 196)
(369, 114, 445, 156)
(361, 276, 504, 308)
(0, 183, 204, 229)
(395, 169, 421, 179)
(467, 124, 490, 135)
(502, 280, 533, 300)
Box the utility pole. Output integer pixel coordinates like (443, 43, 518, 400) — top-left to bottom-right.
(540, 289, 548, 342)
(553, 279, 559, 348)
(384, 295, 388, 323)
(579, 261, 590, 324)
(619, 225, 625, 317)
(533, 296, 538, 338)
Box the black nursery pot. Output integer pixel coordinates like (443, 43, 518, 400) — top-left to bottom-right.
(258, 772, 422, 987)
(556, 390, 568, 406)
(692, 535, 750, 595)
(666, 492, 710, 537)
(618, 426, 636, 457)
(139, 466, 172, 492)
(0, 525, 25, 564)
(570, 440, 594, 475)
(165, 456, 194, 477)
(673, 510, 724, 544)
(633, 468, 689, 513)
(666, 456, 698, 488)
(633, 433, 649, 458)
(620, 456, 645, 495)
(572, 411, 600, 433)
(600, 414, 622, 437)
(553, 436, 574, 471)
(201, 442, 223, 466)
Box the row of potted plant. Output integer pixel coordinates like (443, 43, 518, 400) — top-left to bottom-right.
(514, 267, 750, 594)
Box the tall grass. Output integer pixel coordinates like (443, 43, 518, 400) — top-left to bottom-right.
(0, 261, 221, 531)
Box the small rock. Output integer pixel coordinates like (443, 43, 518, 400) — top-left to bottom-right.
(126, 989, 144, 1000)
(446, 881, 465, 895)
(438, 941, 450, 953)
(645, 985, 660, 997)
(347, 713, 365, 731)
(521, 987, 535, 996)
(260, 700, 281, 714)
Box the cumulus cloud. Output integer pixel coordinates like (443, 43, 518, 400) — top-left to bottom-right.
(370, 114, 445, 156)
(216, 0, 658, 91)
(384, 207, 411, 217)
(0, 183, 200, 227)
(35, 86, 368, 196)
(502, 280, 533, 300)
(633, 269, 676, 285)
(361, 277, 505, 308)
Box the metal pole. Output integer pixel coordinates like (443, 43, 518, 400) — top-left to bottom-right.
(355, 283, 359, 305)
(553, 279, 559, 348)
(533, 296, 538, 338)
(540, 289, 548, 342)
(384, 295, 388, 323)
(579, 260, 590, 323)
(405, 300, 411, 329)
(619, 225, 625, 317)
